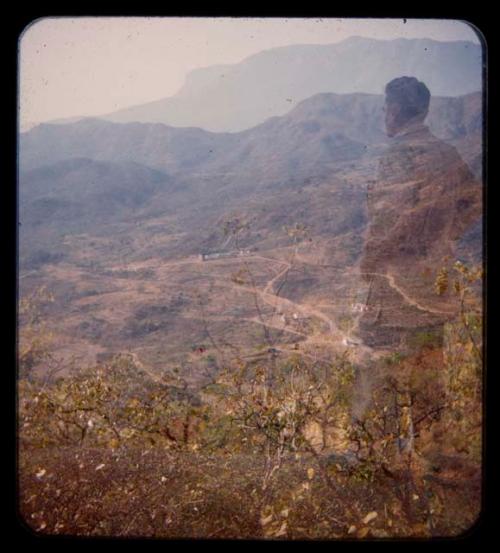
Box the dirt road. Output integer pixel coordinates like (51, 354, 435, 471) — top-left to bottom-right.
(360, 271, 454, 315)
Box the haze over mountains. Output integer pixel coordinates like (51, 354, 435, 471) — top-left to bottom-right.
(49, 37, 482, 133)
(19, 36, 483, 375)
(20, 91, 481, 178)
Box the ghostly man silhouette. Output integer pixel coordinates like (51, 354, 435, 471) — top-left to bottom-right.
(358, 77, 481, 348)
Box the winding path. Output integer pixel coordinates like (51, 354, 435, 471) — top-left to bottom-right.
(361, 271, 454, 316)
(263, 260, 292, 295)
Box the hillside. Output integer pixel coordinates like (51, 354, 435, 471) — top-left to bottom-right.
(20, 91, 481, 178)
(18, 89, 482, 376)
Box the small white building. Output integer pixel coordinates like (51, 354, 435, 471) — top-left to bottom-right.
(200, 249, 252, 262)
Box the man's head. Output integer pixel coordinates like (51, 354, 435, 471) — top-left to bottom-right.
(384, 77, 431, 137)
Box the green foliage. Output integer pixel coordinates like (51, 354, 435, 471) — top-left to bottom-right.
(441, 262, 482, 462)
(338, 314, 353, 333)
(407, 329, 442, 350)
(383, 351, 405, 366)
(434, 267, 449, 296)
(348, 460, 376, 483)
(199, 414, 240, 452)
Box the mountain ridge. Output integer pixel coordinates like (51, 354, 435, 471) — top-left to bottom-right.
(44, 37, 482, 133)
(20, 90, 482, 191)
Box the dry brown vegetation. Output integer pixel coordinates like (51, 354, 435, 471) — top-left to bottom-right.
(17, 261, 482, 539)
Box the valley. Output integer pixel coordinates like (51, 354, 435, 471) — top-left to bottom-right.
(18, 86, 482, 384)
(20, 240, 371, 381)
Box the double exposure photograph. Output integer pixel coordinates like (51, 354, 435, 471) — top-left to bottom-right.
(17, 17, 484, 539)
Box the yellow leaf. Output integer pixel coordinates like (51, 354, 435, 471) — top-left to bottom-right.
(260, 513, 273, 526)
(362, 511, 378, 524)
(412, 523, 430, 536)
(357, 527, 370, 538)
(274, 521, 288, 537)
(307, 467, 315, 480)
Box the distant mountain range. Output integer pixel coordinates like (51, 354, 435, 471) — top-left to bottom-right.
(50, 37, 481, 133)
(44, 37, 483, 134)
(21, 90, 482, 180)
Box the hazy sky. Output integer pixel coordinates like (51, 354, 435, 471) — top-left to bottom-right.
(19, 17, 481, 130)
